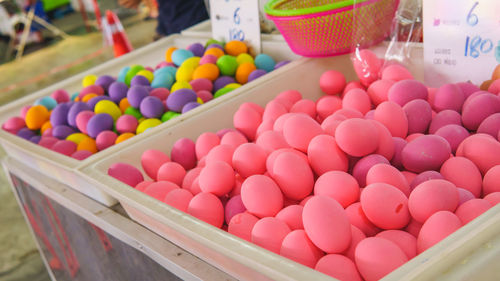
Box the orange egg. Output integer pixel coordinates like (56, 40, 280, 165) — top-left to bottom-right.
(225, 40, 248, 56)
(77, 137, 97, 153)
(115, 132, 135, 144)
(40, 121, 52, 134)
(480, 79, 493, 90)
(492, 64, 500, 80)
(82, 93, 98, 103)
(236, 62, 257, 84)
(74, 97, 81, 102)
(25, 105, 49, 130)
(192, 63, 220, 81)
(165, 47, 177, 63)
(119, 98, 131, 113)
(204, 47, 224, 58)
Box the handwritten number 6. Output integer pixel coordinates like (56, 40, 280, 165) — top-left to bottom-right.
(466, 2, 479, 26)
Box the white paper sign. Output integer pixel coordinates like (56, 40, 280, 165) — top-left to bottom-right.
(210, 0, 261, 54)
(423, 0, 500, 87)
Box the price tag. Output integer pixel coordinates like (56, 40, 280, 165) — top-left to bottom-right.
(210, 0, 261, 54)
(423, 0, 500, 87)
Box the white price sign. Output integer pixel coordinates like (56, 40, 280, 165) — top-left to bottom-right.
(210, 0, 261, 54)
(423, 0, 500, 87)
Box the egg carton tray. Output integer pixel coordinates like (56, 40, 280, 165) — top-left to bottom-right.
(74, 45, 500, 281)
(0, 34, 300, 207)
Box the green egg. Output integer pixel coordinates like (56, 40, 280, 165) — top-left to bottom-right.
(214, 87, 234, 98)
(205, 39, 224, 48)
(125, 65, 145, 86)
(216, 55, 238, 76)
(124, 106, 143, 120)
(161, 111, 181, 122)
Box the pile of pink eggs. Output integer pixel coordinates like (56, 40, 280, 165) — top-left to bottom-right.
(1, 39, 289, 160)
(108, 49, 500, 281)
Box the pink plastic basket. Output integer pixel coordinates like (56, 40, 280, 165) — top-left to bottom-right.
(265, 0, 400, 57)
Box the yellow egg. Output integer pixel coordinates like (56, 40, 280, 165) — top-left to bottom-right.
(236, 53, 254, 65)
(136, 118, 162, 134)
(115, 132, 135, 144)
(40, 121, 52, 134)
(165, 47, 178, 63)
(77, 137, 97, 153)
(25, 105, 49, 130)
(235, 62, 257, 84)
(66, 133, 89, 145)
(192, 63, 220, 81)
(197, 97, 204, 104)
(171, 81, 193, 92)
(204, 48, 224, 58)
(225, 40, 248, 56)
(225, 83, 242, 89)
(94, 100, 122, 121)
(82, 74, 98, 87)
(82, 93, 98, 103)
(176, 65, 195, 82)
(119, 98, 131, 113)
(136, 70, 154, 83)
(181, 57, 201, 69)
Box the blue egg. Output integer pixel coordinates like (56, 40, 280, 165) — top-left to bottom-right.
(71, 92, 79, 101)
(255, 54, 276, 73)
(34, 96, 57, 110)
(151, 72, 174, 89)
(171, 49, 194, 66)
(117, 66, 131, 83)
(154, 66, 177, 78)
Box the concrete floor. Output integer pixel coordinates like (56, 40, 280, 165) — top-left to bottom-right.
(0, 2, 156, 280)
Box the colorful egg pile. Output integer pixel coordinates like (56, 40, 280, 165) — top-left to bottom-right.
(108, 51, 500, 281)
(2, 40, 290, 160)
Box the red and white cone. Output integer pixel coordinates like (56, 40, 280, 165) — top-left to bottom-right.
(103, 10, 133, 57)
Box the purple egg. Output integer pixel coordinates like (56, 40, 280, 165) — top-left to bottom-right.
(402, 135, 451, 173)
(108, 81, 129, 103)
(352, 154, 390, 187)
(140, 96, 165, 118)
(274, 61, 290, 69)
(457, 187, 475, 205)
(182, 102, 201, 113)
(87, 96, 111, 111)
(95, 75, 115, 91)
(428, 110, 462, 134)
(171, 137, 197, 170)
(213, 76, 236, 92)
(131, 75, 150, 87)
(410, 170, 445, 189)
(86, 113, 114, 138)
(433, 83, 465, 112)
(206, 43, 223, 50)
(166, 89, 197, 113)
(29, 135, 41, 144)
(247, 69, 267, 83)
(456, 82, 480, 99)
(403, 99, 433, 134)
(127, 85, 149, 108)
(187, 43, 205, 57)
(364, 109, 375, 120)
(67, 102, 91, 127)
(52, 125, 76, 139)
(225, 195, 246, 224)
(391, 137, 407, 170)
(50, 102, 72, 126)
(16, 128, 36, 140)
(477, 113, 500, 138)
(434, 124, 470, 153)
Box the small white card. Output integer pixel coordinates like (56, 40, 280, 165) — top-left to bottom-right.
(423, 0, 500, 87)
(210, 0, 262, 54)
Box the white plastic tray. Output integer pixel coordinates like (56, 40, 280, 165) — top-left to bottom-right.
(0, 34, 300, 206)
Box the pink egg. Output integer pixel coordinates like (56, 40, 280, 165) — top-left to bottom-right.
(456, 82, 480, 98)
(342, 88, 371, 115)
(405, 133, 424, 142)
(144, 181, 179, 201)
(239, 102, 264, 116)
(352, 154, 390, 188)
(198, 161, 234, 196)
(483, 165, 500, 195)
(79, 85, 104, 98)
(115, 115, 138, 134)
(374, 101, 408, 138)
(351, 49, 382, 86)
(275, 205, 303, 230)
(75, 111, 95, 135)
(402, 135, 451, 173)
(149, 88, 170, 101)
(488, 79, 500, 94)
(20, 105, 31, 118)
(355, 237, 408, 281)
(484, 192, 500, 206)
(187, 192, 224, 228)
(381, 64, 413, 81)
(255, 130, 290, 153)
(220, 131, 247, 149)
(196, 90, 213, 103)
(331, 108, 364, 120)
(189, 78, 213, 92)
(157, 161, 186, 186)
(38, 136, 58, 149)
(232, 143, 267, 178)
(280, 229, 324, 268)
(171, 138, 196, 170)
(457, 187, 475, 205)
(335, 118, 379, 157)
(316, 96, 342, 121)
(282, 114, 323, 153)
(314, 171, 359, 208)
(456, 134, 500, 174)
(440, 157, 482, 197)
(410, 171, 445, 190)
(432, 84, 465, 112)
(434, 124, 470, 153)
(228, 212, 259, 242)
(71, 150, 93, 160)
(262, 100, 288, 122)
(195, 132, 220, 160)
(190, 177, 201, 195)
(240, 175, 283, 217)
(141, 149, 170, 180)
(342, 225, 367, 261)
(316, 254, 363, 281)
(403, 99, 432, 134)
(255, 119, 274, 137)
(343, 81, 365, 96)
(376, 230, 417, 259)
(319, 70, 346, 95)
(408, 179, 459, 223)
(455, 198, 492, 225)
(307, 135, 348, 175)
(224, 195, 246, 224)
(252, 217, 291, 253)
(387, 80, 428, 106)
(303, 196, 351, 253)
(391, 137, 407, 170)
(405, 218, 423, 238)
(51, 89, 70, 103)
(272, 113, 294, 133)
(135, 180, 153, 192)
(461, 93, 500, 131)
(272, 151, 314, 200)
(367, 79, 395, 106)
(275, 90, 302, 105)
(320, 115, 344, 136)
(417, 211, 462, 253)
(366, 163, 410, 196)
(182, 167, 202, 190)
(52, 140, 77, 156)
(95, 130, 117, 151)
(345, 202, 381, 237)
(428, 109, 462, 134)
(205, 144, 234, 166)
(477, 113, 500, 138)
(370, 120, 395, 161)
(199, 54, 217, 64)
(108, 162, 144, 187)
(266, 148, 308, 177)
(290, 99, 317, 119)
(361, 183, 410, 229)
(2, 117, 26, 134)
(233, 104, 262, 141)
